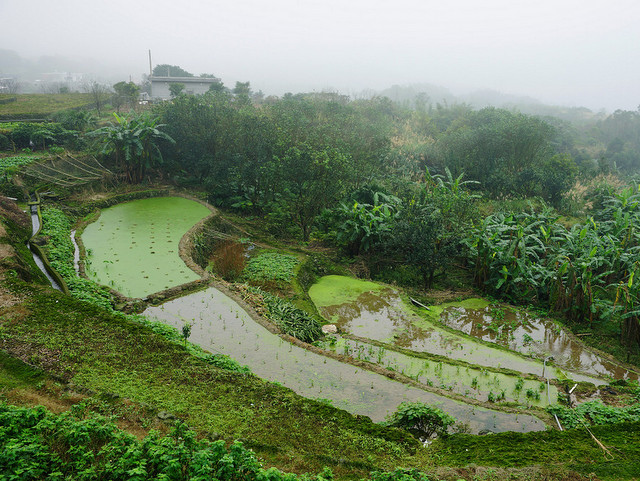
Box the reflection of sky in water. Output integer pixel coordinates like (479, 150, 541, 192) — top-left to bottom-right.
(318, 337, 558, 407)
(440, 306, 639, 381)
(144, 288, 544, 433)
(318, 289, 573, 380)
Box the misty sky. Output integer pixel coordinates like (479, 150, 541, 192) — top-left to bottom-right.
(1, 0, 639, 111)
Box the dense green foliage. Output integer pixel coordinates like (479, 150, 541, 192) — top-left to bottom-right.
(48, 109, 96, 132)
(467, 186, 640, 348)
(6, 122, 80, 150)
(547, 398, 640, 429)
(594, 109, 640, 173)
(155, 92, 393, 240)
(383, 402, 456, 442)
(0, 403, 316, 480)
(88, 112, 174, 183)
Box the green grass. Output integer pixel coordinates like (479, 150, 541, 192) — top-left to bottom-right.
(0, 351, 45, 392)
(431, 423, 640, 480)
(0, 93, 96, 119)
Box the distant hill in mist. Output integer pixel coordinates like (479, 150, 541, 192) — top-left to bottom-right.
(376, 83, 604, 123)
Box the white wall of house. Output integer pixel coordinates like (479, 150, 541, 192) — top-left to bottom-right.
(150, 77, 218, 100)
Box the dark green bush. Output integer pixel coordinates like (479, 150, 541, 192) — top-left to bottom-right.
(383, 402, 456, 442)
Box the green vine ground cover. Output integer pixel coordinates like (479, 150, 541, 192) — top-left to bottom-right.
(0, 155, 41, 175)
(243, 250, 301, 288)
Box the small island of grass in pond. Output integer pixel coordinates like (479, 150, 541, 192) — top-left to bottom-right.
(82, 197, 210, 298)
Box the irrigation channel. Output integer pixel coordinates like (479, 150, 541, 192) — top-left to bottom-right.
(28, 192, 64, 292)
(77, 196, 636, 434)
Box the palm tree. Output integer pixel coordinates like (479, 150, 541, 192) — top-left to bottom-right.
(89, 112, 174, 183)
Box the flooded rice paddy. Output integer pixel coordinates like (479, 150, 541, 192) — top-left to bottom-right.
(309, 276, 613, 384)
(81, 197, 210, 298)
(315, 336, 558, 406)
(439, 305, 639, 381)
(144, 287, 544, 433)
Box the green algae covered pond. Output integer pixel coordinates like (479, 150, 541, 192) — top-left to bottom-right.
(81, 197, 210, 298)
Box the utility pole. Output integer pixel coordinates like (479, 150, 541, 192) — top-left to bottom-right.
(148, 50, 153, 77)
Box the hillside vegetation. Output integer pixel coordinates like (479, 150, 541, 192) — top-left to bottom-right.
(2, 83, 640, 479)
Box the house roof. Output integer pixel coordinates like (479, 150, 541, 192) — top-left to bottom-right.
(149, 76, 220, 84)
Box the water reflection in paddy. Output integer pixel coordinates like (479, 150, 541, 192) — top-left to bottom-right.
(317, 336, 558, 406)
(440, 306, 639, 381)
(144, 287, 545, 433)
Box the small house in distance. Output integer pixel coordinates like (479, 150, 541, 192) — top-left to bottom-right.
(150, 76, 220, 101)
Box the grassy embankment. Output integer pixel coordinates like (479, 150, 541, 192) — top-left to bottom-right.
(0, 93, 97, 120)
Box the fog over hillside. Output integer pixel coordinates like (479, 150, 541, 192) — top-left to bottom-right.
(0, 0, 638, 112)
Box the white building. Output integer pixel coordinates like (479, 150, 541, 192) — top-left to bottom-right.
(150, 76, 220, 100)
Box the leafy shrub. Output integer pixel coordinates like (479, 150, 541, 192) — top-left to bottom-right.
(9, 122, 77, 150)
(246, 286, 322, 342)
(0, 403, 299, 480)
(383, 402, 456, 441)
(49, 109, 95, 131)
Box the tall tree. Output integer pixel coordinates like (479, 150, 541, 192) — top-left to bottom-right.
(276, 143, 349, 241)
(152, 64, 193, 77)
(83, 81, 110, 115)
(112, 81, 140, 112)
(169, 82, 185, 98)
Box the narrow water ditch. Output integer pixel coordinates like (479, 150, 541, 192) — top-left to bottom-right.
(70, 229, 80, 275)
(27, 198, 63, 292)
(144, 287, 545, 433)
